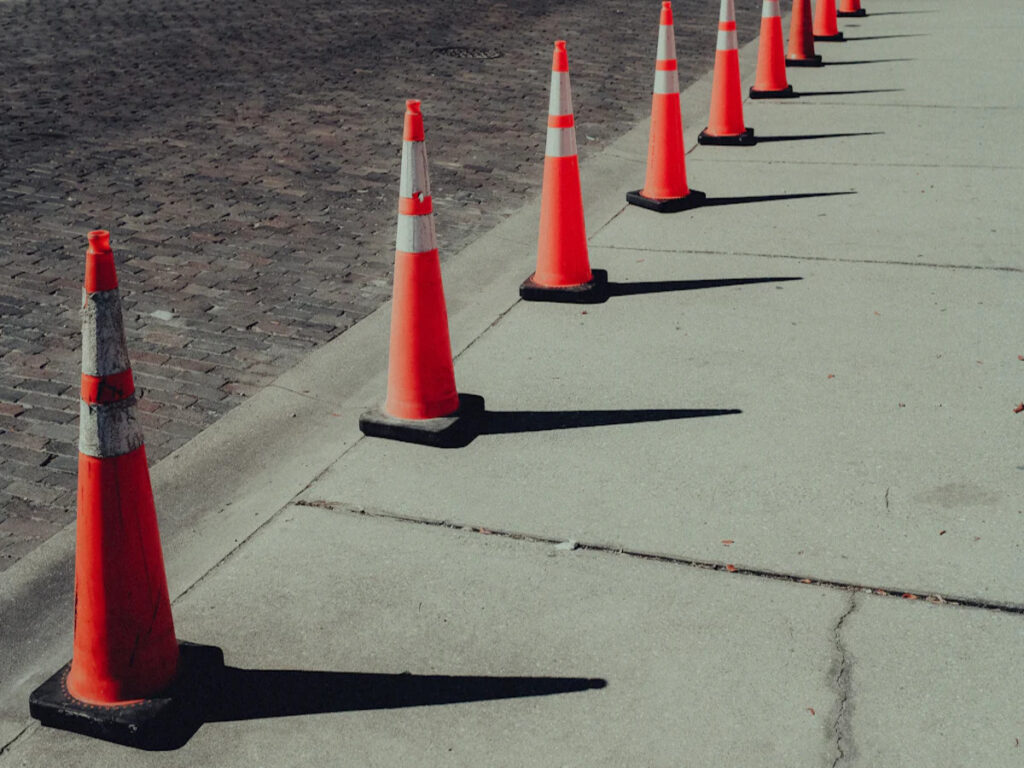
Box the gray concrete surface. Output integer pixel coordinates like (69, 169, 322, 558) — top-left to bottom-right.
(1, 0, 1022, 764)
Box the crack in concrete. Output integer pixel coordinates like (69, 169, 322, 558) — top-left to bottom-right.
(830, 594, 858, 768)
(0, 723, 35, 758)
(588, 203, 629, 241)
(295, 500, 1024, 615)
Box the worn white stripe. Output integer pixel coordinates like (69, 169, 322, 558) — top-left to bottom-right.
(719, 0, 736, 22)
(396, 212, 437, 254)
(545, 126, 578, 158)
(548, 71, 573, 118)
(762, 0, 781, 17)
(79, 398, 145, 458)
(717, 29, 739, 50)
(80, 289, 130, 378)
(653, 69, 680, 94)
(398, 140, 431, 199)
(656, 25, 676, 61)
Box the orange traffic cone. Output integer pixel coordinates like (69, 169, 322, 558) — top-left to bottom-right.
(837, 0, 866, 17)
(787, 0, 824, 66)
(30, 231, 221, 749)
(627, 2, 706, 212)
(813, 0, 845, 41)
(520, 41, 608, 301)
(359, 101, 483, 447)
(750, 0, 796, 98)
(699, 0, 756, 146)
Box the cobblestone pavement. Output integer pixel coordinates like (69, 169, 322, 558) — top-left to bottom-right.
(0, 0, 762, 569)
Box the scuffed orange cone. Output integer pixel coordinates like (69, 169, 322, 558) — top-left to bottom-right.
(29, 231, 222, 750)
(750, 0, 796, 98)
(813, 0, 845, 41)
(837, 0, 866, 17)
(698, 0, 756, 146)
(359, 101, 483, 447)
(627, 2, 706, 212)
(787, 0, 824, 66)
(521, 41, 608, 302)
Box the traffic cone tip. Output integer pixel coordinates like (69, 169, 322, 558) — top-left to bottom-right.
(84, 230, 118, 293)
(404, 100, 425, 141)
(552, 40, 568, 71)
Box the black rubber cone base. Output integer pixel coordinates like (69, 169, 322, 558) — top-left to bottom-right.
(519, 268, 609, 304)
(698, 128, 757, 146)
(359, 393, 485, 448)
(749, 84, 797, 99)
(814, 32, 845, 41)
(837, 9, 867, 16)
(786, 54, 824, 67)
(29, 642, 224, 751)
(626, 188, 706, 213)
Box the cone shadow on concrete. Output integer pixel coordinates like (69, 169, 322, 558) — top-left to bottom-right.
(844, 34, 928, 41)
(204, 667, 607, 721)
(623, 191, 854, 212)
(607, 276, 802, 297)
(480, 408, 742, 435)
(823, 58, 913, 65)
(698, 190, 856, 206)
(359, 396, 741, 447)
(794, 88, 902, 96)
(753, 132, 881, 143)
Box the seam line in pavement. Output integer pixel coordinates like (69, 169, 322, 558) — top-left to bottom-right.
(778, 102, 1024, 111)
(592, 245, 1024, 273)
(672, 157, 1024, 171)
(294, 500, 1024, 617)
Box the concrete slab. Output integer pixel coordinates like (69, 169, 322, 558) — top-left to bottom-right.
(0, 506, 855, 767)
(695, 102, 1024, 169)
(5, 509, 1019, 767)
(783, 56, 1024, 110)
(592, 160, 1024, 270)
(302, 252, 1023, 607)
(778, 2, 1024, 110)
(840, 594, 1024, 766)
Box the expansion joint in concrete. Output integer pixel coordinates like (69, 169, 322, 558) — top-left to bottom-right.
(595, 244, 1024, 273)
(294, 500, 1024, 616)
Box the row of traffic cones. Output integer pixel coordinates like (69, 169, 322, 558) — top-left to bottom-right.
(31, 0, 870, 750)
(365, 0, 870, 445)
(365, 0, 878, 441)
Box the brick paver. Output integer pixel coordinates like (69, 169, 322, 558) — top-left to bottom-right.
(0, 0, 762, 569)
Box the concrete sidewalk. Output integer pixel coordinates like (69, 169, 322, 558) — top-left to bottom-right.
(2, 0, 1022, 765)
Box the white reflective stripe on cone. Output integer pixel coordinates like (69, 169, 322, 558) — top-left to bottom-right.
(548, 71, 573, 117)
(719, 0, 736, 22)
(399, 141, 431, 199)
(654, 68, 680, 95)
(717, 29, 739, 50)
(545, 126, 578, 158)
(80, 289, 131, 378)
(79, 398, 145, 458)
(762, 0, 781, 17)
(656, 24, 677, 61)
(396, 212, 437, 254)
